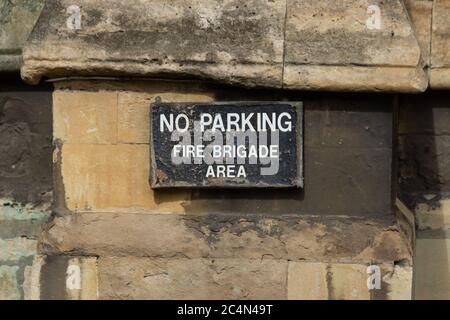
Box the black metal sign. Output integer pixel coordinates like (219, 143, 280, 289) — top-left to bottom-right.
(150, 101, 303, 188)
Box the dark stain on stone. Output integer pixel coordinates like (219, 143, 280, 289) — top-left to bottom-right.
(39, 255, 69, 300)
(183, 214, 285, 245)
(398, 92, 450, 209)
(182, 92, 394, 217)
(1, 255, 34, 300)
(52, 139, 70, 217)
(0, 77, 53, 205)
(182, 212, 397, 253)
(34, 0, 282, 65)
(326, 264, 334, 300)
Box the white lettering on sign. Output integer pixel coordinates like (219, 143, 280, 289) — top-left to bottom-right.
(165, 115, 282, 177)
(161, 113, 292, 133)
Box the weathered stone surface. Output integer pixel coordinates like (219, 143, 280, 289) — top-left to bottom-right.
(399, 135, 450, 194)
(430, 68, 450, 89)
(288, 261, 413, 300)
(0, 198, 51, 239)
(431, 0, 450, 68)
(54, 91, 118, 144)
(0, 0, 45, 71)
(0, 266, 20, 300)
(405, 0, 433, 66)
(430, 0, 450, 88)
(328, 264, 370, 300)
(415, 198, 450, 230)
(381, 264, 413, 300)
(0, 78, 53, 205)
(288, 262, 328, 300)
(398, 93, 450, 211)
(98, 257, 287, 299)
(21, 0, 427, 92)
(414, 234, 450, 299)
(23, 255, 44, 300)
(282, 0, 426, 92)
(283, 0, 426, 92)
(286, 0, 421, 66)
(0, 238, 36, 262)
(60, 143, 189, 213)
(40, 212, 412, 264)
(283, 65, 427, 92)
(39, 255, 68, 300)
(22, 0, 285, 87)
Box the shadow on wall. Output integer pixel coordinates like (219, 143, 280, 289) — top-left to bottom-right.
(398, 92, 450, 299)
(0, 75, 53, 300)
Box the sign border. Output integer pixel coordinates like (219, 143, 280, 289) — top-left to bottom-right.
(149, 100, 304, 189)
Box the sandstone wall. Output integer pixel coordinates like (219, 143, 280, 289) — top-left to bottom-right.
(31, 80, 413, 300)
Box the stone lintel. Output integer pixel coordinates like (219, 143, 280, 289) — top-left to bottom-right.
(21, 0, 428, 92)
(40, 212, 413, 265)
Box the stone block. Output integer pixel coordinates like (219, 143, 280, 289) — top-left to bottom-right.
(98, 257, 287, 300)
(283, 0, 427, 91)
(414, 235, 450, 300)
(22, 0, 285, 87)
(283, 65, 427, 92)
(41, 213, 412, 264)
(431, 0, 450, 68)
(415, 197, 450, 230)
(288, 262, 328, 300)
(285, 0, 421, 67)
(404, 0, 433, 66)
(329, 264, 370, 300)
(54, 91, 118, 144)
(60, 143, 189, 213)
(382, 264, 413, 300)
(0, 80, 53, 205)
(430, 0, 450, 88)
(0, 266, 20, 300)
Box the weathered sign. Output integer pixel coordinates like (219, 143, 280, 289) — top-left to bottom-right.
(150, 100, 303, 188)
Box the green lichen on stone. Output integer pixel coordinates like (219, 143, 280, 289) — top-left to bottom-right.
(0, 238, 36, 262)
(0, 265, 20, 300)
(0, 0, 45, 71)
(0, 199, 50, 221)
